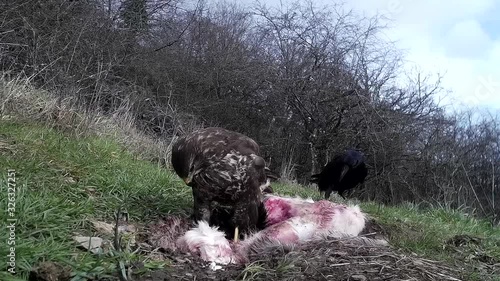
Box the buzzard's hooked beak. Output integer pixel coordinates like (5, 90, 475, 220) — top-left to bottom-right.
(234, 226, 239, 242)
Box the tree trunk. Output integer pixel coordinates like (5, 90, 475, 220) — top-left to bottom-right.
(309, 132, 328, 175)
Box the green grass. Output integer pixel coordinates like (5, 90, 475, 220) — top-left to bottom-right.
(360, 202, 500, 280)
(271, 184, 500, 280)
(0, 120, 191, 280)
(1, 120, 499, 280)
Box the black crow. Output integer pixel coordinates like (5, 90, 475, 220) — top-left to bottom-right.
(310, 149, 368, 199)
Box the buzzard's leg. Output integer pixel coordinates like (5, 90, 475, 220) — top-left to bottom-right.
(192, 191, 211, 222)
(191, 193, 202, 221)
(193, 201, 211, 222)
(231, 201, 259, 242)
(325, 189, 332, 199)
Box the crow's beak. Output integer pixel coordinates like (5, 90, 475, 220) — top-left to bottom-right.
(183, 177, 191, 185)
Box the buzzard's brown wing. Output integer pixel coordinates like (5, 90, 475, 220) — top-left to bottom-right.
(170, 127, 268, 239)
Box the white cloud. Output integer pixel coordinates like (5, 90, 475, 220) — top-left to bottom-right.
(238, 0, 500, 110)
(444, 19, 493, 59)
(349, 0, 495, 27)
(340, 0, 500, 110)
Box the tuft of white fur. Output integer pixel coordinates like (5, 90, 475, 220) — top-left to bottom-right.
(288, 218, 318, 240)
(176, 221, 235, 265)
(322, 204, 366, 238)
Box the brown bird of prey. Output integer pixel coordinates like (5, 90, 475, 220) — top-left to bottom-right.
(171, 127, 269, 241)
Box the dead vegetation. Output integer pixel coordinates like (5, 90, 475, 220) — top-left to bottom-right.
(0, 75, 186, 167)
(24, 209, 498, 281)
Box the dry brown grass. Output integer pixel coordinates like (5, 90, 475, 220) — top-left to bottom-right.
(0, 74, 189, 167)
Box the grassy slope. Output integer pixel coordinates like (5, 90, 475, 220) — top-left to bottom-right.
(0, 121, 190, 280)
(1, 120, 499, 281)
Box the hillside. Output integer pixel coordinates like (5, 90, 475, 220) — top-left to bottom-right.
(1, 119, 499, 281)
(1, 0, 499, 279)
(2, 0, 499, 223)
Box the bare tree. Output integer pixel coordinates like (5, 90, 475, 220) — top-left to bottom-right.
(1, 0, 498, 223)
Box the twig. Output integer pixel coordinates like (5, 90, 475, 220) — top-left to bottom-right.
(461, 164, 487, 216)
(114, 207, 129, 281)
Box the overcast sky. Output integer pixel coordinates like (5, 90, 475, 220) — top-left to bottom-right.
(345, 0, 500, 112)
(235, 0, 500, 112)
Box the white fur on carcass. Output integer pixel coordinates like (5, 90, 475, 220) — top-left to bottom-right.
(176, 220, 235, 265)
(176, 194, 368, 266)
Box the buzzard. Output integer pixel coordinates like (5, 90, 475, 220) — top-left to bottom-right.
(310, 149, 368, 199)
(171, 127, 269, 241)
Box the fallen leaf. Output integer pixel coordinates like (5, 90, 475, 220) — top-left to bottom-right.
(91, 220, 115, 234)
(73, 236, 104, 254)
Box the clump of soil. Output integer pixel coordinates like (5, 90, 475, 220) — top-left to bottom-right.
(29, 261, 72, 281)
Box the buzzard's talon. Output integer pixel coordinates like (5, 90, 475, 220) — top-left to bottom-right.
(234, 226, 239, 242)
